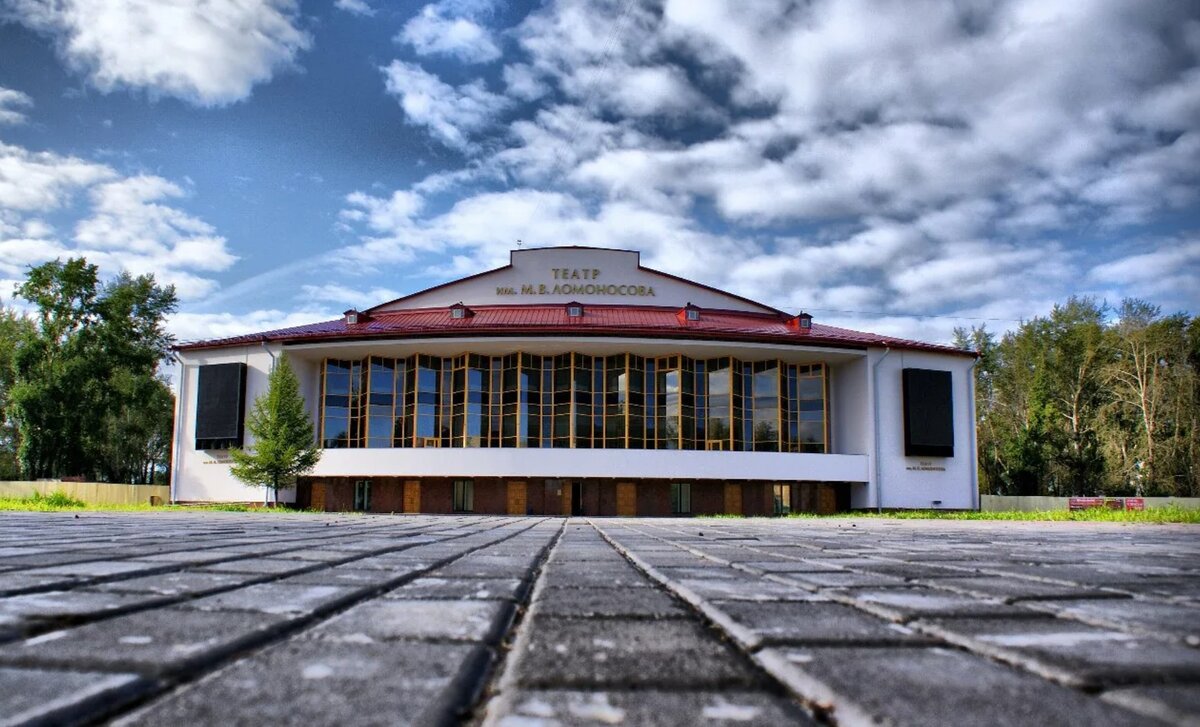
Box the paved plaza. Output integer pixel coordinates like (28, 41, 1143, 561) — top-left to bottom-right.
(0, 513, 1196, 726)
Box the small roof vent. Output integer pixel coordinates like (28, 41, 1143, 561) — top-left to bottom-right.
(343, 308, 368, 325)
(565, 301, 584, 318)
(450, 302, 474, 319)
(788, 311, 813, 332)
(678, 302, 701, 323)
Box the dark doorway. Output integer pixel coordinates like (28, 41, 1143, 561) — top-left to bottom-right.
(572, 481, 584, 516)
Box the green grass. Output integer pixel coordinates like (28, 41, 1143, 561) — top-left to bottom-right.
(0, 495, 326, 514)
(753, 505, 1200, 524)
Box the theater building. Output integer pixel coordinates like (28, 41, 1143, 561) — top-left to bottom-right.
(171, 247, 979, 515)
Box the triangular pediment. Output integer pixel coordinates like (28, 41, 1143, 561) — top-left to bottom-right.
(369, 247, 780, 314)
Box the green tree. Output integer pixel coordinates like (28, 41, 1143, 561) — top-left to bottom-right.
(0, 302, 36, 479)
(230, 354, 320, 502)
(9, 259, 177, 480)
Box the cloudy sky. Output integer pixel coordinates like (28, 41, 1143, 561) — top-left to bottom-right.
(1, 0, 1198, 346)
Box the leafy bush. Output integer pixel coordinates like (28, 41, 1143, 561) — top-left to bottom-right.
(30, 490, 86, 508)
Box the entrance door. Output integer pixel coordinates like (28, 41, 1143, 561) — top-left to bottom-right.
(403, 480, 420, 513)
(571, 482, 584, 516)
(506, 481, 527, 515)
(616, 482, 637, 516)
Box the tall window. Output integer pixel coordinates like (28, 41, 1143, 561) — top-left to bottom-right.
(318, 355, 827, 453)
(671, 482, 692, 514)
(353, 479, 371, 511)
(773, 483, 791, 515)
(453, 479, 474, 512)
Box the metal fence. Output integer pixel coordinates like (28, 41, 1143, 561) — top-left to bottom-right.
(981, 494, 1200, 512)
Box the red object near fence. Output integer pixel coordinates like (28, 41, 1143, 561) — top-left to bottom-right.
(1124, 498, 1145, 511)
(1068, 497, 1105, 511)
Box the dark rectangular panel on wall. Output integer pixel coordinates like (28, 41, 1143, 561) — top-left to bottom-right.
(195, 363, 247, 450)
(902, 368, 954, 457)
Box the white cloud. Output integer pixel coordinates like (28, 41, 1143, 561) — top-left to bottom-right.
(300, 283, 399, 307)
(0, 141, 116, 212)
(7, 0, 311, 106)
(72, 175, 238, 298)
(380, 61, 508, 150)
(399, 4, 500, 63)
(168, 308, 336, 344)
(0, 87, 32, 125)
(334, 0, 374, 17)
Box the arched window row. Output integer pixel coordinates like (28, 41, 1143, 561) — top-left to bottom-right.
(320, 353, 827, 453)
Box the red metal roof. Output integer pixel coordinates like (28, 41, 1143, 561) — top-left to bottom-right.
(175, 304, 976, 357)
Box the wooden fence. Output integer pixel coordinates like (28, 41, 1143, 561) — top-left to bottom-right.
(0, 481, 170, 506)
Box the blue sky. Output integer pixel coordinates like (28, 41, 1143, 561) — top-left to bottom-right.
(1, 0, 1198, 345)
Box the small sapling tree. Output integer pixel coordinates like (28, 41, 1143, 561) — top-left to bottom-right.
(230, 354, 320, 505)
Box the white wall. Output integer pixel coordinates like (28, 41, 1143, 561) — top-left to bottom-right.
(870, 348, 977, 510)
(312, 448, 868, 483)
(173, 343, 298, 503)
(373, 247, 778, 313)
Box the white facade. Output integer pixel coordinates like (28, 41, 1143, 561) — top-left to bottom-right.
(171, 247, 978, 510)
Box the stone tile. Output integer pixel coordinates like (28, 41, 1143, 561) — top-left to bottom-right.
(756, 646, 1152, 727)
(708, 600, 930, 648)
(116, 639, 490, 727)
(924, 576, 1128, 603)
(654, 566, 746, 581)
(536, 586, 686, 619)
(386, 576, 527, 602)
(20, 561, 166, 578)
(784, 571, 909, 589)
(1023, 597, 1200, 645)
(541, 567, 653, 589)
(492, 689, 817, 726)
(175, 583, 359, 616)
(514, 616, 758, 689)
(0, 589, 163, 625)
(0, 573, 80, 597)
(278, 567, 407, 588)
(0, 607, 291, 677)
(735, 560, 848, 574)
(88, 571, 252, 596)
(1102, 685, 1200, 727)
(310, 599, 513, 644)
(675, 577, 818, 602)
(136, 550, 250, 564)
(0, 666, 149, 726)
(827, 586, 1028, 622)
(197, 559, 315, 575)
(917, 616, 1200, 688)
(435, 556, 538, 579)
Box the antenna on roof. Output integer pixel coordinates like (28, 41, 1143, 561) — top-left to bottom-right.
(516, 239, 524, 250)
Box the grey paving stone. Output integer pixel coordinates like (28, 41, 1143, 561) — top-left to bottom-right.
(197, 559, 316, 575)
(116, 639, 490, 727)
(654, 566, 746, 580)
(386, 576, 527, 601)
(917, 616, 1200, 688)
(1102, 685, 1200, 727)
(756, 646, 1153, 727)
(783, 571, 909, 589)
(277, 567, 408, 587)
(922, 576, 1129, 602)
(310, 599, 514, 644)
(513, 616, 758, 689)
(175, 583, 359, 616)
(87, 571, 252, 596)
(541, 566, 653, 589)
(435, 556, 538, 580)
(492, 689, 817, 726)
(0, 573, 80, 597)
(135, 550, 250, 564)
(827, 587, 1029, 622)
(0, 666, 149, 727)
(0, 607, 291, 677)
(676, 577, 818, 602)
(708, 600, 931, 648)
(1023, 597, 1200, 644)
(735, 560, 848, 574)
(536, 586, 686, 619)
(19, 561, 166, 578)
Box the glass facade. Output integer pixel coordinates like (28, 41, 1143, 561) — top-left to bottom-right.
(320, 352, 827, 453)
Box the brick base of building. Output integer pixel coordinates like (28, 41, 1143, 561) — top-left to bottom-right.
(294, 478, 852, 516)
